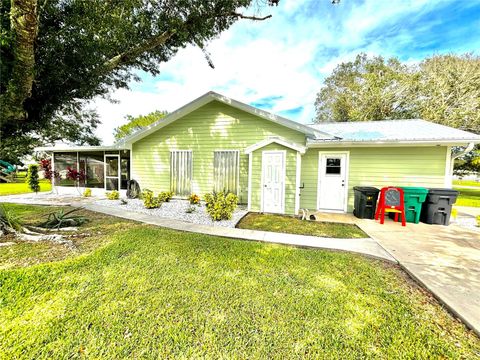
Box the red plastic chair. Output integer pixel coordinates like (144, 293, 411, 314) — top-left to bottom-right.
(375, 187, 406, 226)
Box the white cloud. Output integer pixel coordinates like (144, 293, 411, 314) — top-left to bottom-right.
(92, 0, 477, 145)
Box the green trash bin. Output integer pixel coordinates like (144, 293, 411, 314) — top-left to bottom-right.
(391, 187, 428, 224)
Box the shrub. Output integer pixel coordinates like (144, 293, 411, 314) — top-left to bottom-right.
(188, 193, 200, 205)
(204, 191, 238, 221)
(476, 215, 480, 227)
(142, 190, 161, 209)
(0, 204, 22, 232)
(185, 206, 196, 214)
(26, 164, 40, 193)
(83, 188, 92, 197)
(158, 191, 174, 202)
(40, 208, 88, 229)
(451, 207, 458, 220)
(106, 190, 120, 200)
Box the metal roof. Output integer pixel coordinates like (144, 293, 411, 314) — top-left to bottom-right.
(308, 119, 480, 143)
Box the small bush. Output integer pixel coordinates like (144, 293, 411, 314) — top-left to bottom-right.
(26, 164, 40, 193)
(106, 190, 120, 200)
(83, 188, 92, 197)
(188, 193, 200, 205)
(476, 215, 480, 227)
(185, 206, 196, 214)
(0, 204, 22, 231)
(204, 191, 238, 221)
(158, 191, 174, 202)
(142, 190, 161, 209)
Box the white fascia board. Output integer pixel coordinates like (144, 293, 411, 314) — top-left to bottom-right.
(34, 145, 128, 152)
(306, 139, 480, 148)
(245, 137, 307, 154)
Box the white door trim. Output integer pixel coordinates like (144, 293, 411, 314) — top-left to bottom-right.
(316, 151, 350, 213)
(295, 152, 302, 215)
(247, 153, 252, 211)
(261, 150, 286, 214)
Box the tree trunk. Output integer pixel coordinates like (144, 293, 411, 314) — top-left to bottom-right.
(1, 0, 38, 122)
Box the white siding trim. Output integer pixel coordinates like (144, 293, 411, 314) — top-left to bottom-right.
(316, 151, 350, 213)
(444, 146, 452, 188)
(247, 153, 252, 211)
(245, 137, 306, 154)
(295, 152, 302, 215)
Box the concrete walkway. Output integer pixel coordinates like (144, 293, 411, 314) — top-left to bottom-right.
(81, 203, 395, 262)
(357, 218, 480, 336)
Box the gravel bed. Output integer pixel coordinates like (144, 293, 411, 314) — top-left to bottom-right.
(95, 198, 248, 228)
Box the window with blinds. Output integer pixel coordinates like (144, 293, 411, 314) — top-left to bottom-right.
(213, 150, 239, 194)
(170, 150, 192, 196)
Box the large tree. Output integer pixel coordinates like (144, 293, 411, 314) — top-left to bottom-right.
(314, 53, 480, 134)
(0, 0, 279, 163)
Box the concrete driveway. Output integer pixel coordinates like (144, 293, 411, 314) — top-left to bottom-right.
(357, 218, 480, 336)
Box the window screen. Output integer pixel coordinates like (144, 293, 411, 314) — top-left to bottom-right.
(213, 150, 239, 194)
(170, 151, 192, 196)
(325, 158, 341, 175)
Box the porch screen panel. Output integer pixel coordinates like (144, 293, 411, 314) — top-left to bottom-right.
(170, 151, 192, 196)
(213, 150, 239, 194)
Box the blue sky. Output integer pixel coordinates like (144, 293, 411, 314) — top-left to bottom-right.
(94, 0, 480, 144)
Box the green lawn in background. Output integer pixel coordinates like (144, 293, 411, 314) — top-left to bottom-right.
(453, 179, 480, 187)
(237, 213, 367, 238)
(454, 187, 480, 207)
(1, 204, 479, 358)
(0, 180, 51, 196)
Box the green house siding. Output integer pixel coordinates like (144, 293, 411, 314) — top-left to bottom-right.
(300, 146, 448, 212)
(131, 101, 305, 204)
(250, 143, 299, 214)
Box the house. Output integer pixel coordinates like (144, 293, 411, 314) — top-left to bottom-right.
(36, 91, 480, 215)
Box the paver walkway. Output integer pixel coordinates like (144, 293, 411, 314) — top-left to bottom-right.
(356, 218, 480, 336)
(81, 203, 395, 262)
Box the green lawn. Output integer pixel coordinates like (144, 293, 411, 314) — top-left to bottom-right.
(0, 205, 479, 358)
(453, 179, 480, 187)
(454, 187, 480, 207)
(0, 179, 51, 196)
(237, 213, 367, 238)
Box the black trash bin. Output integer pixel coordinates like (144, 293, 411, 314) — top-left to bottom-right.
(353, 186, 380, 219)
(420, 188, 459, 225)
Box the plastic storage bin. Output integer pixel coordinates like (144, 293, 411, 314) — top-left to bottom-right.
(420, 188, 459, 225)
(353, 186, 380, 219)
(390, 187, 428, 224)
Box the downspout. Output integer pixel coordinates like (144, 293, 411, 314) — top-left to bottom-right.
(448, 143, 475, 187)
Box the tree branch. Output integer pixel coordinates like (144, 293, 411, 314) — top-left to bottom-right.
(230, 12, 272, 21)
(101, 29, 176, 72)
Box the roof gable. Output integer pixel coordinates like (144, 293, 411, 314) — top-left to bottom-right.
(116, 92, 332, 146)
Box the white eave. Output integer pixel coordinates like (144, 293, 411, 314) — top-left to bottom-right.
(115, 91, 333, 146)
(245, 137, 307, 154)
(306, 138, 480, 147)
(34, 145, 129, 152)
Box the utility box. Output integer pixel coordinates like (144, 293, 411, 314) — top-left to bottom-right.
(353, 186, 380, 219)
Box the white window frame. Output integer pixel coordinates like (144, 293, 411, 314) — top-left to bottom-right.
(104, 153, 121, 191)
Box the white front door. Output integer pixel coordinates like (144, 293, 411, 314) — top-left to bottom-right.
(262, 151, 285, 213)
(318, 153, 348, 212)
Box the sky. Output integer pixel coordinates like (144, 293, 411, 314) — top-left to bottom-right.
(93, 0, 480, 144)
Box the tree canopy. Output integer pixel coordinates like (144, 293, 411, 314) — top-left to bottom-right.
(114, 110, 168, 141)
(0, 0, 279, 164)
(314, 53, 480, 134)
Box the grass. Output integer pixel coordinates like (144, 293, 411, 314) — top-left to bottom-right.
(454, 187, 480, 207)
(0, 173, 51, 196)
(0, 203, 136, 269)
(1, 205, 479, 358)
(453, 179, 480, 187)
(237, 213, 367, 238)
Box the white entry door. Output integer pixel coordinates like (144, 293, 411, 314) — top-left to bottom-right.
(318, 153, 348, 212)
(262, 151, 285, 213)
